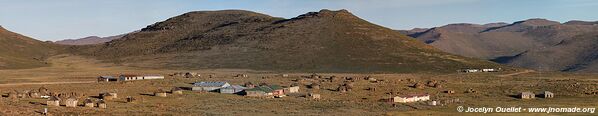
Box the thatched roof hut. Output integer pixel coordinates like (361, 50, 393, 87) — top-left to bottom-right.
(97, 100, 107, 109)
(47, 96, 61, 106)
(100, 93, 117, 100)
(65, 96, 79, 107)
(83, 98, 95, 107)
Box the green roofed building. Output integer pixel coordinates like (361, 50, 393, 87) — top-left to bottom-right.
(244, 85, 284, 97)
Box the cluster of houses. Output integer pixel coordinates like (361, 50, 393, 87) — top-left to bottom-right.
(0, 87, 111, 109)
(191, 81, 300, 98)
(98, 75, 164, 82)
(461, 68, 501, 73)
(519, 91, 554, 99)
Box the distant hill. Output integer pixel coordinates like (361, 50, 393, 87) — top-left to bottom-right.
(403, 19, 598, 72)
(55, 33, 130, 45)
(0, 25, 59, 69)
(70, 9, 503, 73)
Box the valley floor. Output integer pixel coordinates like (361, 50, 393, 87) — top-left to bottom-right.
(0, 55, 597, 115)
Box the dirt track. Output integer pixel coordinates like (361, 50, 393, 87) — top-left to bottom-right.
(0, 81, 95, 86)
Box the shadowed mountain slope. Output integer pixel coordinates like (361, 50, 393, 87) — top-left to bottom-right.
(403, 19, 598, 72)
(0, 26, 59, 69)
(69, 9, 503, 73)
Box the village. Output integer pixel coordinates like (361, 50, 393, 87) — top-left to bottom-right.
(2, 66, 582, 115)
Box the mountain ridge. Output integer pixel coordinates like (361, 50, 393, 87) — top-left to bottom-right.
(402, 19, 598, 72)
(68, 9, 503, 73)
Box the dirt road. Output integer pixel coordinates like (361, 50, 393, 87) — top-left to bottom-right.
(0, 81, 95, 86)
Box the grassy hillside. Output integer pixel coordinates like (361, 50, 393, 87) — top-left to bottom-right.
(0, 26, 60, 69)
(69, 9, 504, 73)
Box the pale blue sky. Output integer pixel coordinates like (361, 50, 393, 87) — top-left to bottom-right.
(0, 0, 597, 41)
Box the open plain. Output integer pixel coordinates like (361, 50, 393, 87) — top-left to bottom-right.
(1, 55, 597, 115)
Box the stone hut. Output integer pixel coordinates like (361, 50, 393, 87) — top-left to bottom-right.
(98, 100, 107, 109)
(155, 89, 168, 97)
(171, 87, 184, 95)
(519, 92, 535, 99)
(539, 91, 554, 98)
(84, 99, 95, 107)
(47, 96, 61, 107)
(65, 96, 79, 107)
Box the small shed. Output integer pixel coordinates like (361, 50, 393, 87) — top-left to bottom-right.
(171, 87, 184, 95)
(65, 96, 79, 107)
(192, 82, 231, 91)
(47, 96, 61, 106)
(519, 92, 535, 99)
(220, 85, 247, 94)
(539, 91, 554, 98)
(84, 99, 95, 107)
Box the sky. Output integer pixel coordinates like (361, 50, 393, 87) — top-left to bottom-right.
(1, 0, 598, 41)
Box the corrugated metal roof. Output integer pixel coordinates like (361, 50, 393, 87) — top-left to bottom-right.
(193, 82, 229, 87)
(245, 85, 282, 93)
(99, 76, 116, 79)
(222, 85, 247, 90)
